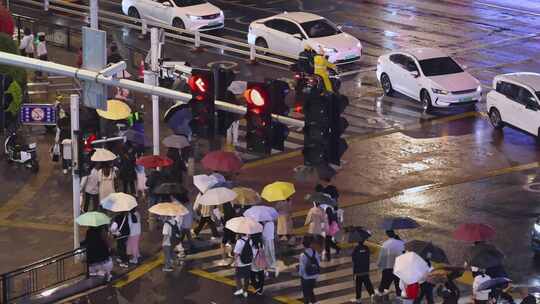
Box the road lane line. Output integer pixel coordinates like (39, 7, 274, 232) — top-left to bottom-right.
(114, 253, 164, 288)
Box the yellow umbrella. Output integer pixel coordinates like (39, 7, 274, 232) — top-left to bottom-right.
(96, 99, 131, 120)
(261, 181, 295, 202)
(232, 187, 261, 206)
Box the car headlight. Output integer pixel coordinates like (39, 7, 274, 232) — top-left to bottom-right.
(323, 47, 337, 54)
(535, 223, 540, 233)
(187, 14, 202, 21)
(476, 85, 482, 92)
(356, 42, 362, 48)
(432, 88, 449, 95)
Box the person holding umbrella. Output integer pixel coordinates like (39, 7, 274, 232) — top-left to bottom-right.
(98, 165, 118, 202)
(126, 208, 141, 264)
(102, 192, 137, 268)
(250, 232, 266, 295)
(350, 227, 375, 304)
(276, 197, 293, 243)
(473, 267, 491, 304)
(81, 164, 100, 212)
(220, 202, 237, 261)
(78, 212, 113, 281)
(377, 230, 405, 296)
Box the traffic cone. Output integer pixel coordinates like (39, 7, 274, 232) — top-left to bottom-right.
(137, 60, 145, 81)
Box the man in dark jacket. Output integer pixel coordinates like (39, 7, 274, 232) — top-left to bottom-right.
(351, 238, 374, 303)
(111, 212, 131, 268)
(118, 146, 137, 194)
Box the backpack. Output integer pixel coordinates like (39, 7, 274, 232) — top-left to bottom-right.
(165, 221, 181, 243)
(304, 250, 320, 276)
(239, 239, 253, 264)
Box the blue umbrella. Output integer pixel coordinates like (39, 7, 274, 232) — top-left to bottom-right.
(172, 122, 192, 137)
(125, 129, 152, 147)
(477, 277, 511, 291)
(380, 216, 420, 230)
(165, 103, 192, 130)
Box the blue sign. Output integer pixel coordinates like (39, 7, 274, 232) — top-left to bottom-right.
(20, 104, 57, 125)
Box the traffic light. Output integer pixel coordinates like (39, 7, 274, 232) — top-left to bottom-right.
(244, 82, 272, 155)
(267, 79, 290, 151)
(328, 93, 349, 166)
(302, 85, 331, 166)
(214, 66, 237, 135)
(188, 68, 215, 139)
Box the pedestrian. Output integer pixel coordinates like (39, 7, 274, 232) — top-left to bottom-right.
(314, 46, 337, 92)
(83, 225, 113, 281)
(110, 212, 130, 268)
(19, 28, 34, 57)
(221, 202, 237, 260)
(414, 257, 434, 304)
(400, 280, 420, 304)
(193, 195, 219, 240)
(179, 200, 195, 252)
(162, 216, 180, 272)
(299, 235, 322, 304)
(324, 205, 341, 261)
(118, 146, 136, 195)
(126, 208, 141, 264)
(165, 147, 186, 184)
(250, 232, 266, 295)
(262, 220, 278, 276)
(305, 202, 327, 237)
(98, 165, 117, 201)
(81, 165, 100, 212)
(350, 237, 375, 303)
(233, 234, 254, 298)
(472, 267, 491, 304)
(61, 138, 72, 174)
(276, 198, 293, 242)
(437, 270, 461, 304)
(35, 32, 47, 79)
(170, 193, 189, 257)
(377, 230, 404, 296)
(145, 169, 163, 206)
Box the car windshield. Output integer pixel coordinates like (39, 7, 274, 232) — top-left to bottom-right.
(300, 19, 340, 38)
(418, 57, 464, 77)
(170, 0, 206, 7)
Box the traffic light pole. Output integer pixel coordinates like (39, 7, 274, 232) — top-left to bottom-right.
(70, 94, 81, 250)
(150, 28, 160, 156)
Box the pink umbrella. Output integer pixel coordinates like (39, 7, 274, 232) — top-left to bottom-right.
(453, 223, 496, 242)
(201, 151, 243, 173)
(136, 155, 173, 169)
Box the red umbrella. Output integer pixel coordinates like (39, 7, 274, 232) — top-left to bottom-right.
(453, 223, 496, 242)
(136, 155, 173, 169)
(201, 151, 243, 173)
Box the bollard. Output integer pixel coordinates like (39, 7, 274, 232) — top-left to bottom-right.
(192, 31, 203, 52)
(248, 44, 257, 65)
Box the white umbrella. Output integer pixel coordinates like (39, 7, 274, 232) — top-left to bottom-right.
(100, 192, 137, 212)
(149, 202, 188, 217)
(162, 134, 190, 149)
(193, 174, 219, 193)
(393, 252, 430, 284)
(243, 205, 278, 222)
(195, 187, 237, 206)
(226, 216, 263, 235)
(91, 148, 117, 162)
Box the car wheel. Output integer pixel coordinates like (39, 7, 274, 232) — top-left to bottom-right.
(128, 7, 140, 19)
(421, 90, 432, 113)
(255, 38, 268, 54)
(173, 18, 185, 30)
(380, 73, 393, 96)
(489, 108, 504, 129)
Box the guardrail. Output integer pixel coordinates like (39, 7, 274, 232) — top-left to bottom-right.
(11, 0, 299, 67)
(0, 248, 87, 304)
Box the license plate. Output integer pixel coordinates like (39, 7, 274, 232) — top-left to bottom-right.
(345, 54, 356, 60)
(460, 97, 473, 102)
(209, 21, 220, 26)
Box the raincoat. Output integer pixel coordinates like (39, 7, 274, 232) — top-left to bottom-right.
(314, 54, 336, 92)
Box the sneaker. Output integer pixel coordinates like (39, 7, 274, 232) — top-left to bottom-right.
(349, 299, 361, 303)
(129, 259, 138, 264)
(63, 169, 68, 174)
(162, 267, 173, 272)
(274, 268, 280, 278)
(256, 289, 264, 295)
(119, 263, 129, 268)
(243, 291, 248, 298)
(116, 258, 122, 263)
(210, 236, 217, 241)
(233, 289, 244, 296)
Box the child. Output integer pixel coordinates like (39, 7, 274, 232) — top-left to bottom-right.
(351, 235, 374, 303)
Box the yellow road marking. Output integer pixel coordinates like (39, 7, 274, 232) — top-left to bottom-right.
(114, 253, 164, 288)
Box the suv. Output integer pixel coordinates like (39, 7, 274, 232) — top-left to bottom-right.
(487, 73, 540, 137)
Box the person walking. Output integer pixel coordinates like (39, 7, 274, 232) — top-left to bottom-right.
(118, 147, 136, 195)
(126, 208, 141, 264)
(162, 216, 179, 272)
(377, 230, 405, 296)
(146, 169, 163, 206)
(233, 234, 254, 298)
(35, 32, 47, 79)
(83, 225, 113, 281)
(61, 138, 72, 174)
(81, 166, 100, 212)
(324, 205, 341, 261)
(305, 202, 327, 237)
(314, 46, 336, 92)
(414, 258, 434, 304)
(221, 202, 237, 260)
(110, 212, 130, 268)
(178, 200, 195, 252)
(262, 220, 278, 276)
(276, 198, 293, 242)
(299, 235, 322, 304)
(98, 165, 117, 201)
(19, 28, 34, 57)
(472, 267, 491, 304)
(250, 232, 266, 295)
(193, 197, 219, 240)
(350, 236, 374, 303)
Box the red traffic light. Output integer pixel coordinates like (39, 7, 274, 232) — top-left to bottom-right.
(244, 86, 268, 108)
(188, 75, 209, 100)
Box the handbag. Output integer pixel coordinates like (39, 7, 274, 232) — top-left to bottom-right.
(254, 249, 268, 270)
(327, 221, 340, 237)
(51, 143, 60, 162)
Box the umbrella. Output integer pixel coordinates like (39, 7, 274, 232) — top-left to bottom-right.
(136, 155, 173, 169)
(394, 252, 430, 284)
(225, 216, 263, 235)
(348, 227, 372, 243)
(232, 187, 261, 206)
(293, 164, 337, 182)
(306, 192, 336, 206)
(149, 202, 188, 217)
(477, 277, 512, 291)
(193, 174, 219, 193)
(405, 240, 449, 263)
(153, 183, 186, 195)
(195, 187, 237, 206)
(164, 103, 191, 125)
(469, 244, 504, 269)
(100, 192, 137, 212)
(453, 223, 496, 242)
(201, 151, 243, 173)
(243, 205, 278, 222)
(76, 211, 110, 227)
(125, 129, 151, 147)
(380, 217, 420, 230)
(90, 148, 117, 162)
(96, 99, 131, 120)
(162, 134, 190, 149)
(172, 122, 192, 137)
(261, 181, 295, 202)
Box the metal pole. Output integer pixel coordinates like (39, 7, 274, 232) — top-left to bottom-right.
(70, 94, 81, 250)
(150, 28, 160, 156)
(89, 0, 98, 29)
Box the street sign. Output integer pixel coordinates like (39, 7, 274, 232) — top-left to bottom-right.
(20, 103, 57, 125)
(82, 27, 107, 110)
(83, 81, 106, 110)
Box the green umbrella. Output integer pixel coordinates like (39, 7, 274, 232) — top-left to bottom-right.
(76, 211, 111, 227)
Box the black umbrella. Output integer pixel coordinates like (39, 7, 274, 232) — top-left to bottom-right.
(405, 240, 449, 263)
(470, 247, 504, 269)
(380, 217, 420, 230)
(477, 277, 512, 291)
(153, 183, 186, 195)
(305, 192, 336, 206)
(348, 227, 372, 243)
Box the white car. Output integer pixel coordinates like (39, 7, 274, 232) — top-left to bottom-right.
(247, 12, 362, 64)
(122, 0, 224, 31)
(487, 72, 540, 136)
(376, 48, 482, 112)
